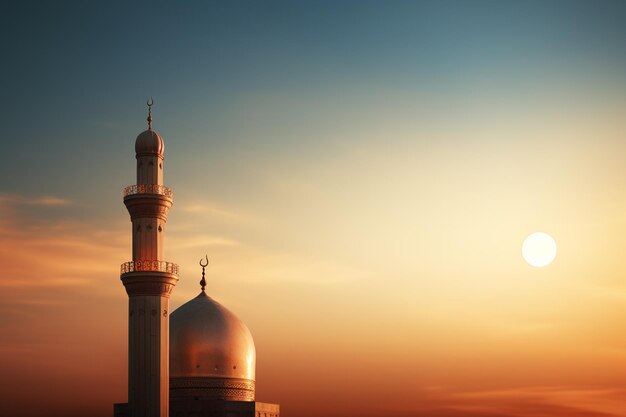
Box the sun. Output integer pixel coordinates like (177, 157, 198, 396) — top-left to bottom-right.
(522, 232, 557, 267)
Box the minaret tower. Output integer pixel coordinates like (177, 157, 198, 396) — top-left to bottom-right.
(120, 100, 178, 417)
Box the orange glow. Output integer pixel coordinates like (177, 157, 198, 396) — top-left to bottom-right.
(3, 106, 626, 416)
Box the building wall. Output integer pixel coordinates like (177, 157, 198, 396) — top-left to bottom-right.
(170, 399, 279, 417)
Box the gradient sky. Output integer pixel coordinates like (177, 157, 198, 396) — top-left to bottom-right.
(3, 1, 626, 416)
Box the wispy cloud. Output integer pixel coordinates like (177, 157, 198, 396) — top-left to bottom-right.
(384, 386, 626, 417)
(0, 193, 74, 207)
(179, 200, 256, 223)
(168, 234, 239, 249)
(29, 196, 73, 206)
(0, 193, 124, 291)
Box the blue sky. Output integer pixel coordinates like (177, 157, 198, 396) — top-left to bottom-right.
(2, 0, 626, 217)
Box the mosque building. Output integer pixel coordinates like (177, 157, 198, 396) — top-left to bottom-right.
(114, 102, 280, 417)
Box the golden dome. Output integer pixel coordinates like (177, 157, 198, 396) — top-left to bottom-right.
(135, 129, 164, 156)
(169, 291, 256, 401)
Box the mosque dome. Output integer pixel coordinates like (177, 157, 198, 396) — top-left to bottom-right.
(169, 291, 256, 401)
(135, 129, 164, 156)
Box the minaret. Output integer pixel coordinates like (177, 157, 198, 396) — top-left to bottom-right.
(120, 100, 178, 417)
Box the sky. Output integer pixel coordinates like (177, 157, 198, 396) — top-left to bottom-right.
(2, 1, 626, 416)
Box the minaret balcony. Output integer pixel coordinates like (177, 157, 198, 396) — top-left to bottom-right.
(121, 260, 179, 276)
(123, 184, 173, 198)
(123, 185, 174, 221)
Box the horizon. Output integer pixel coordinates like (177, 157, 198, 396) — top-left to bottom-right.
(3, 1, 626, 416)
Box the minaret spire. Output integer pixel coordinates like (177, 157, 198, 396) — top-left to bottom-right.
(199, 255, 209, 292)
(147, 97, 153, 130)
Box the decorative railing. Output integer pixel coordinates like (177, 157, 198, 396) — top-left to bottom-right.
(123, 184, 173, 198)
(120, 260, 179, 275)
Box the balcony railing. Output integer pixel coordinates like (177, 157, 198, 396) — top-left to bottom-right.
(123, 184, 173, 198)
(120, 260, 179, 275)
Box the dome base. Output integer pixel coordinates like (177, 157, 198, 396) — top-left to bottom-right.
(170, 377, 255, 402)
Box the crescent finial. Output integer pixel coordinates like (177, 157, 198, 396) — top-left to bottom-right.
(146, 98, 153, 130)
(199, 255, 209, 292)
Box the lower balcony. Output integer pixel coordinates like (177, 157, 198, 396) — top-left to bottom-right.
(120, 260, 179, 276)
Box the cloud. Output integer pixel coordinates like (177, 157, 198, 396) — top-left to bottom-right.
(0, 193, 124, 292)
(178, 200, 258, 224)
(168, 234, 239, 249)
(181, 202, 239, 217)
(385, 386, 626, 417)
(0, 193, 74, 207)
(278, 385, 626, 417)
(29, 196, 73, 206)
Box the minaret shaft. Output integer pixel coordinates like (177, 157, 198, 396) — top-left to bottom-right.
(127, 296, 170, 417)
